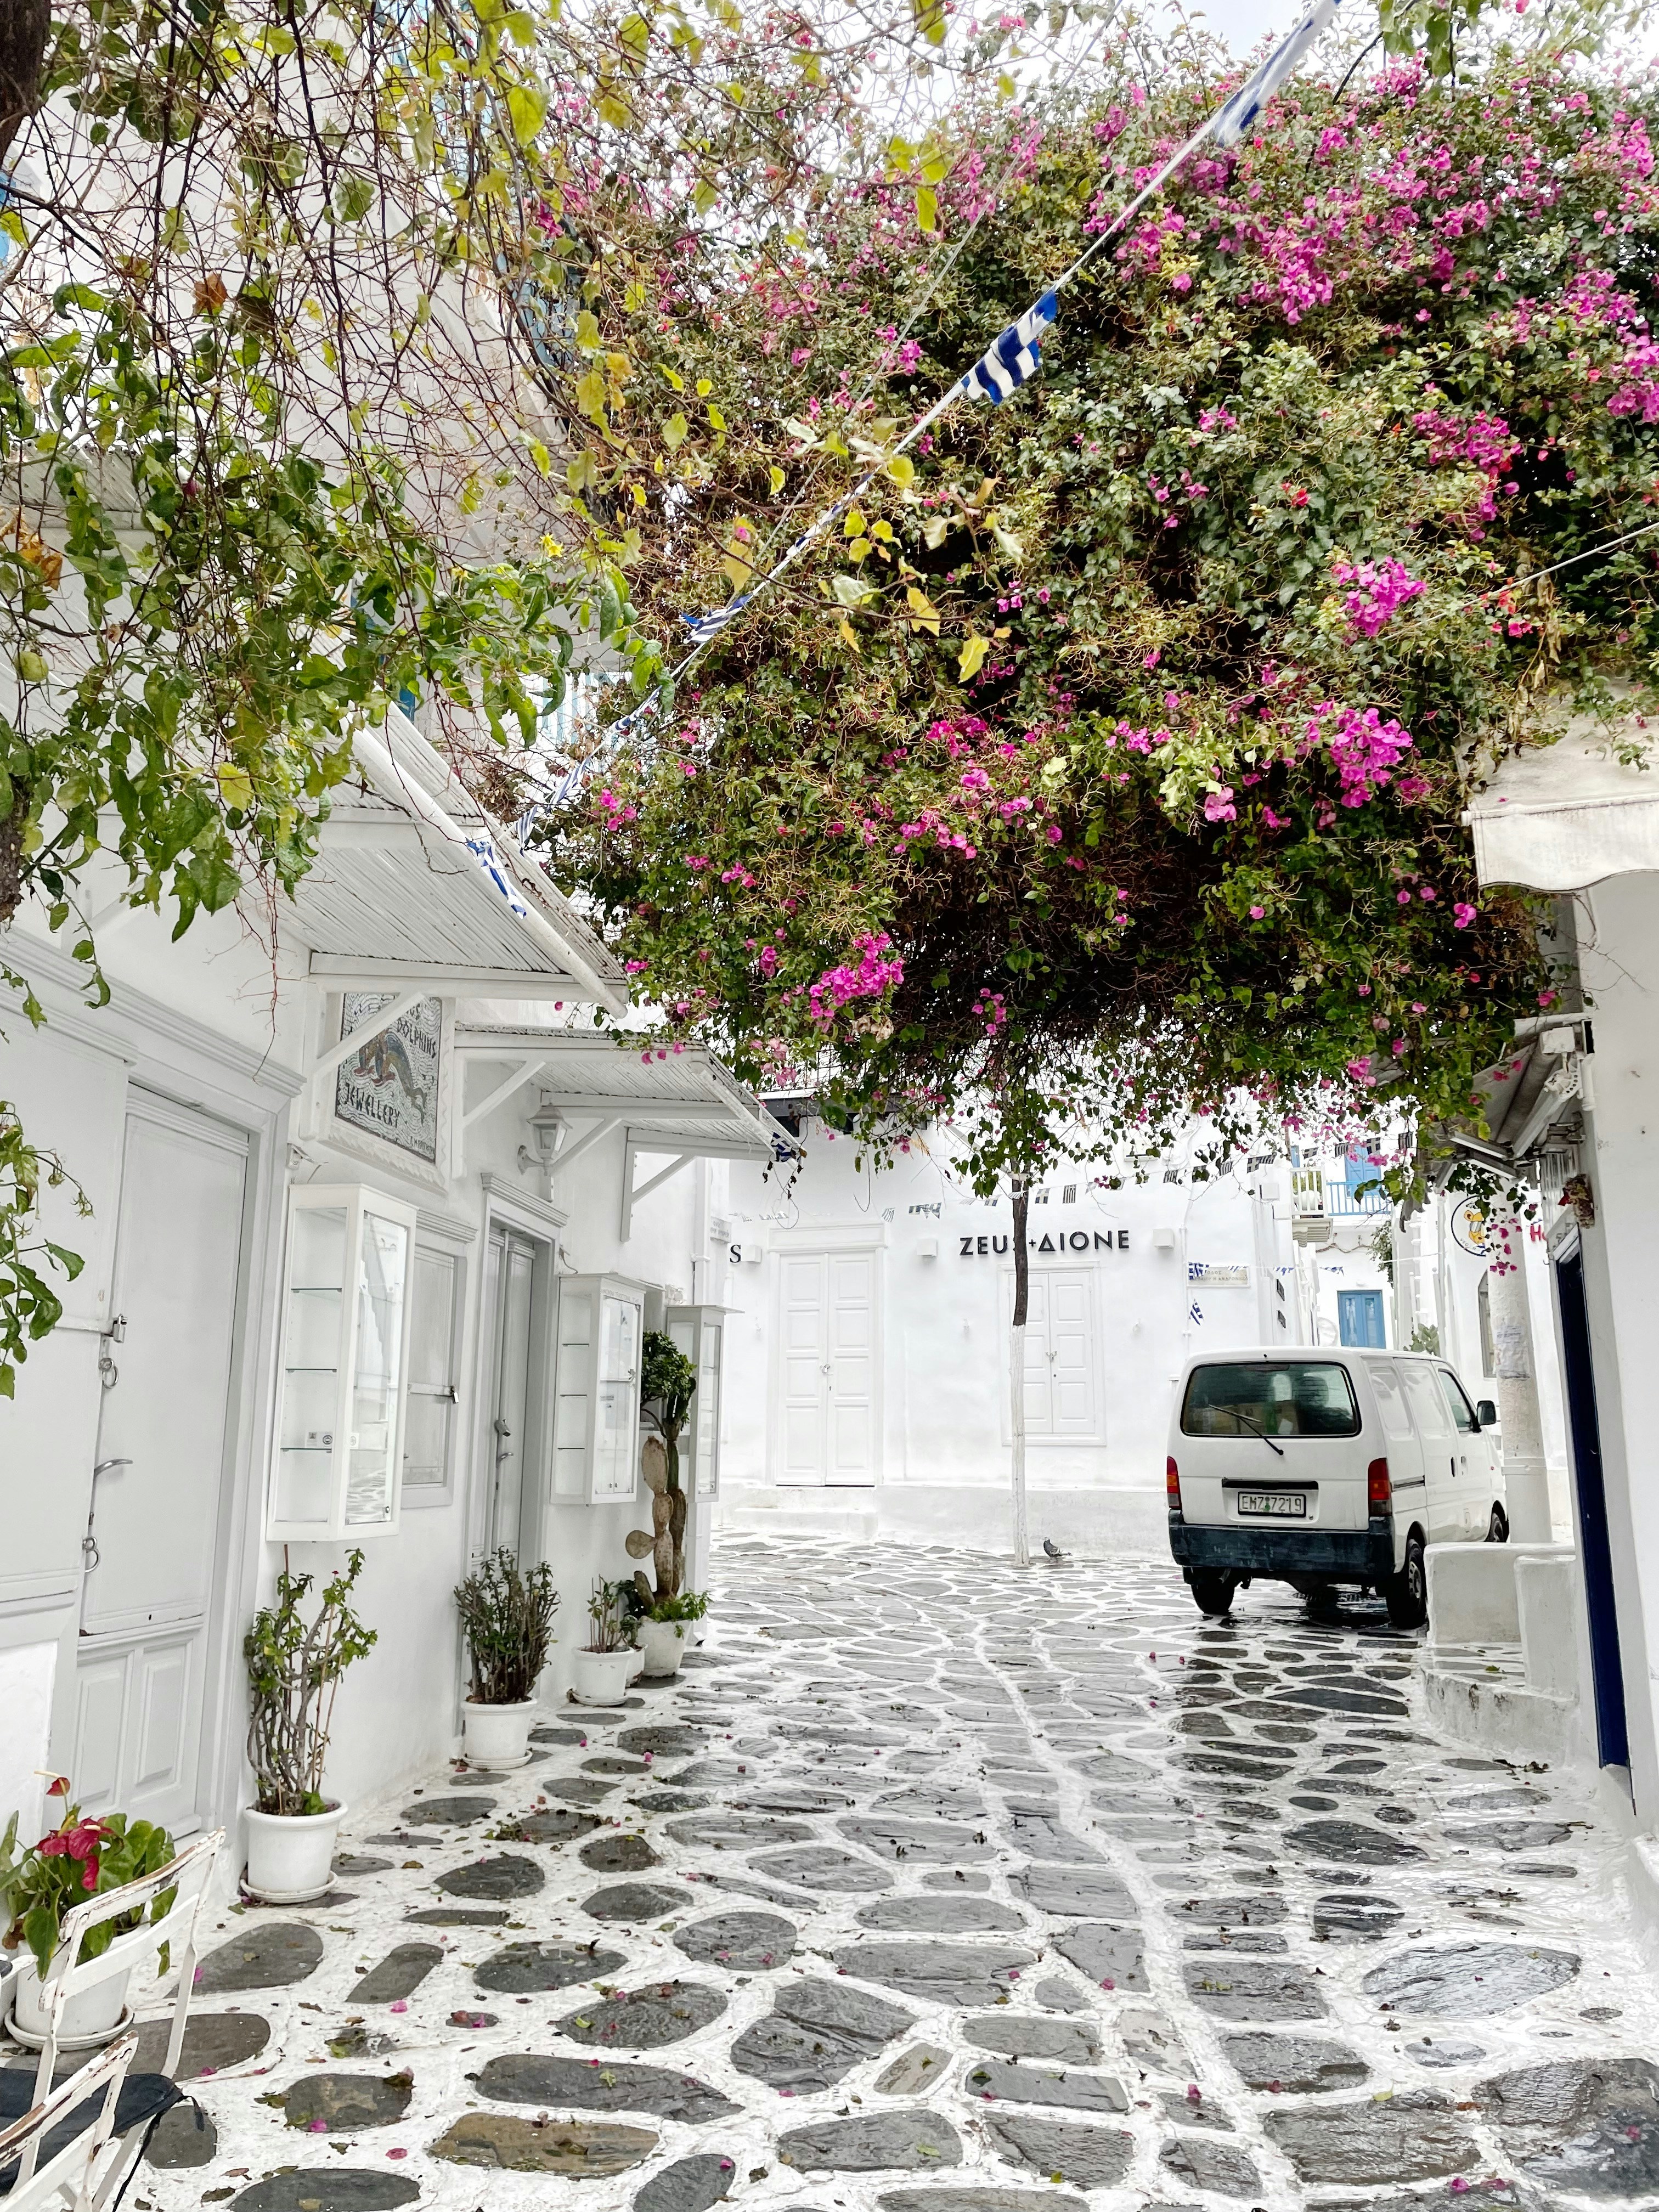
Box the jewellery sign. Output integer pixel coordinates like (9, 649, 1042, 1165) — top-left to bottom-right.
(335, 993, 443, 1165)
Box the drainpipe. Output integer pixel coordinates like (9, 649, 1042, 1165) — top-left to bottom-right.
(1488, 1195, 1551, 1542)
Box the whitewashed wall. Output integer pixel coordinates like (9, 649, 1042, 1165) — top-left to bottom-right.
(716, 1131, 1303, 1554)
(0, 896, 718, 1854)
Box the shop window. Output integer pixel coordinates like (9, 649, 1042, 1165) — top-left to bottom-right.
(403, 1244, 462, 1502)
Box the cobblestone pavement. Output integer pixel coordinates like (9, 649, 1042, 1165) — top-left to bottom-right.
(116, 1538, 1659, 2212)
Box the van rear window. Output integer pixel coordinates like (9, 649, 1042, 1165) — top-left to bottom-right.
(1182, 1361, 1361, 1439)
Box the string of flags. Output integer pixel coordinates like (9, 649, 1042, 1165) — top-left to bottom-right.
(535, 0, 1345, 822)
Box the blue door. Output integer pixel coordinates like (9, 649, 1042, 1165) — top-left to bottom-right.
(1338, 1289, 1386, 1348)
(1556, 1248, 1629, 1768)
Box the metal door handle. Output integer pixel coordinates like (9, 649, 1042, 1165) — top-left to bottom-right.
(93, 1458, 131, 1478)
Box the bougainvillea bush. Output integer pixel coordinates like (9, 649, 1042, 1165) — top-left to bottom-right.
(543, 36, 1658, 1186)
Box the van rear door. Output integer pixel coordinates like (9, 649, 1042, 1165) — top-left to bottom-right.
(1176, 1358, 1370, 1532)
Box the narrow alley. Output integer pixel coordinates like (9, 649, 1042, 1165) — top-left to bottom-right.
(114, 1538, 1659, 2212)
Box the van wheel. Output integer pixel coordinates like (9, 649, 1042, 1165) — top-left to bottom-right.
(1189, 1570, 1239, 1618)
(1485, 1505, 1510, 1544)
(1385, 1533, 1428, 1629)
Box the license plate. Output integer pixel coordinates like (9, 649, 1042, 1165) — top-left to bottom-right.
(1237, 1491, 1307, 1517)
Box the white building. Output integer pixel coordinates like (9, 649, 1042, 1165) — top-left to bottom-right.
(0, 710, 773, 1857)
(1460, 708, 1659, 1924)
(713, 1111, 1557, 1554)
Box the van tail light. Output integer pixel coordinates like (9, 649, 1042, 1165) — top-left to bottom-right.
(1367, 1457, 1392, 1514)
(1166, 1457, 1183, 1512)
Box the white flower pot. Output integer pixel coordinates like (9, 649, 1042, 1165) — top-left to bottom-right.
(572, 1649, 636, 1705)
(10, 1950, 132, 2049)
(462, 1698, 536, 1769)
(637, 1618, 687, 1678)
(244, 1802, 347, 1904)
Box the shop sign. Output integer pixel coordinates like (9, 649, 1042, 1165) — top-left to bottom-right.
(959, 1229, 1128, 1256)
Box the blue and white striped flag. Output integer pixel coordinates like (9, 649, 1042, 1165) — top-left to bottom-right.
(680, 594, 751, 648)
(466, 834, 530, 918)
(960, 291, 1058, 404)
(1212, 0, 1340, 147)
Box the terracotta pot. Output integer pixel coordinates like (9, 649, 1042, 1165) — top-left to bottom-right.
(244, 1802, 346, 1903)
(462, 1698, 536, 1769)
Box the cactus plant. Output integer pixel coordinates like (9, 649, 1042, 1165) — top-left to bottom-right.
(629, 1331, 697, 1609)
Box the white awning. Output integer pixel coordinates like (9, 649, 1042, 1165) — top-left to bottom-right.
(280, 707, 628, 1012)
(453, 1027, 797, 1234)
(1470, 712, 1659, 891)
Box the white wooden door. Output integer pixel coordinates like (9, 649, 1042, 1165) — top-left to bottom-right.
(74, 1095, 247, 1831)
(1003, 1268, 1100, 1440)
(777, 1250, 877, 1487)
(486, 1226, 537, 1550)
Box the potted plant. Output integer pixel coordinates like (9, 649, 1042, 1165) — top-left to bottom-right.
(628, 1587, 710, 1680)
(1, 1783, 176, 2046)
(571, 1579, 637, 1707)
(454, 1549, 558, 1769)
(625, 1333, 697, 1600)
(243, 1549, 375, 1902)
(622, 1336, 712, 1678)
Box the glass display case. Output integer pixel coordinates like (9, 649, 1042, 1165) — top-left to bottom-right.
(551, 1274, 645, 1504)
(269, 1184, 419, 1541)
(665, 1304, 728, 1499)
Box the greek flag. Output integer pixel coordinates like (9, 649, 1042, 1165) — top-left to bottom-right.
(960, 292, 1058, 404)
(681, 594, 751, 648)
(1213, 0, 1340, 147)
(466, 834, 530, 919)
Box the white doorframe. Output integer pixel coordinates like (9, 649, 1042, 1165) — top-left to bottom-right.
(767, 1225, 887, 1489)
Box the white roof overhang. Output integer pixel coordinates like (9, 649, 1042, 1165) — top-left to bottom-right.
(281, 706, 628, 1013)
(453, 1028, 798, 1235)
(1470, 712, 1659, 893)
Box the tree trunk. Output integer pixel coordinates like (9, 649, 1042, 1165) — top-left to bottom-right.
(0, 0, 47, 166)
(1011, 1180, 1030, 1568)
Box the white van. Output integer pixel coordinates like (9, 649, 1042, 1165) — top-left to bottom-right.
(1166, 1349, 1507, 1626)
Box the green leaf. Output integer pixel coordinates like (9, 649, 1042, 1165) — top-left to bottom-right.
(915, 188, 938, 233)
(331, 175, 375, 223)
(958, 634, 990, 680)
(507, 84, 549, 147)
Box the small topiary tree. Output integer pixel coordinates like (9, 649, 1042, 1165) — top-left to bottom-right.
(624, 1331, 698, 1609)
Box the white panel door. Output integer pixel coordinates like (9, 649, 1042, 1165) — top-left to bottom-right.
(779, 1254, 829, 1486)
(827, 1254, 876, 1486)
(1046, 1272, 1097, 1438)
(486, 1227, 537, 1550)
(1003, 1268, 1100, 1441)
(776, 1250, 878, 1487)
(75, 1095, 246, 1830)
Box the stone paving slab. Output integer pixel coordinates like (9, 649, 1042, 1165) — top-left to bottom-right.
(127, 1538, 1659, 2212)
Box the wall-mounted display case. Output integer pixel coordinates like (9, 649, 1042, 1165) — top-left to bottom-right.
(551, 1274, 645, 1504)
(269, 1184, 419, 1541)
(665, 1303, 727, 1499)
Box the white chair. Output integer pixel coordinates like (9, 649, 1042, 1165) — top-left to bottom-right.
(19, 1829, 223, 2109)
(0, 2034, 137, 2212)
